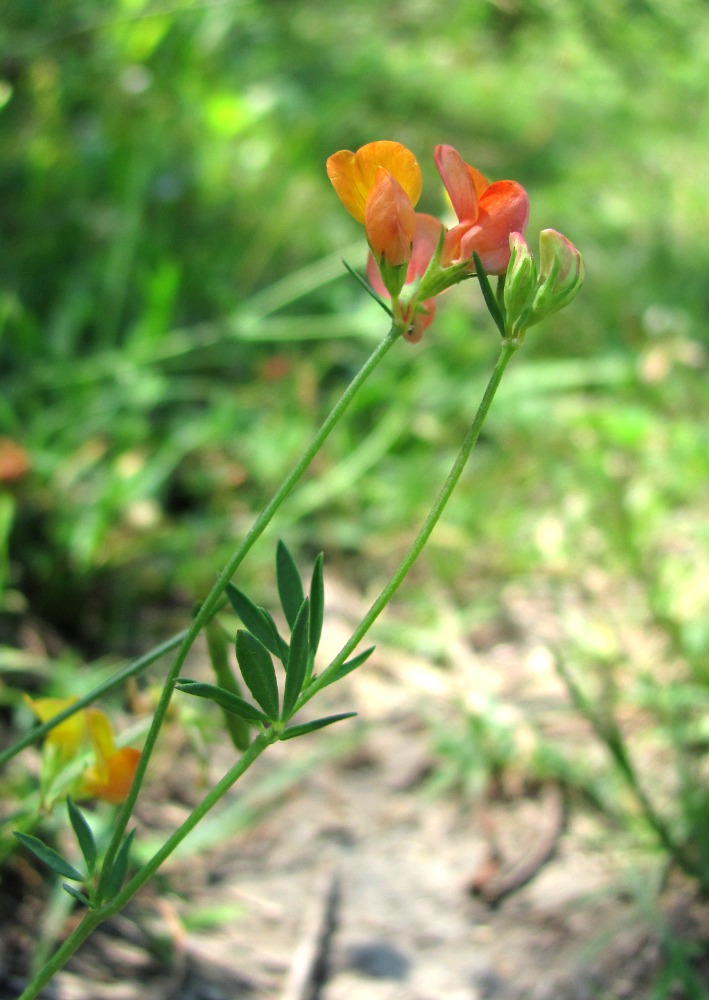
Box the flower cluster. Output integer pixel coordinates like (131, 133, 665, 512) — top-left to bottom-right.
(326, 140, 582, 342)
(26, 696, 141, 804)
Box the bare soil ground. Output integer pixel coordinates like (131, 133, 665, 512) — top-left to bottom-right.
(3, 579, 708, 1000)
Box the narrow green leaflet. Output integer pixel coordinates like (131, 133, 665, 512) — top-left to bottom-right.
(276, 540, 305, 629)
(473, 252, 507, 338)
(235, 630, 280, 719)
(282, 599, 310, 719)
(308, 553, 325, 657)
(341, 259, 393, 317)
(320, 646, 376, 689)
(280, 712, 357, 741)
(260, 607, 290, 663)
(177, 680, 271, 725)
(63, 883, 95, 908)
(205, 621, 250, 751)
(14, 832, 83, 882)
(225, 583, 284, 658)
(67, 797, 97, 875)
(103, 829, 135, 901)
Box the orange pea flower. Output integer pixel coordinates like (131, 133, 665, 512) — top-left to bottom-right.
(80, 708, 142, 805)
(364, 167, 417, 266)
(435, 144, 529, 274)
(25, 695, 141, 804)
(367, 213, 444, 342)
(327, 141, 422, 266)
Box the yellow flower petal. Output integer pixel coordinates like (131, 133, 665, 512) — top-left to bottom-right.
(24, 695, 87, 759)
(327, 141, 422, 223)
(86, 707, 117, 778)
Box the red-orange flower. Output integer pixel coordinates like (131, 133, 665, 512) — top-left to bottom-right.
(435, 145, 529, 274)
(367, 213, 444, 342)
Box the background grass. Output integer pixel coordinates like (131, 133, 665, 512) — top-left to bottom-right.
(1, 0, 708, 858)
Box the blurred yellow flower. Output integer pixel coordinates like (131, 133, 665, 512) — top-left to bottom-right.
(24, 696, 87, 760)
(25, 696, 141, 804)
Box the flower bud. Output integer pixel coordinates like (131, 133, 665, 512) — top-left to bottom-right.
(530, 229, 584, 324)
(365, 168, 416, 268)
(503, 232, 537, 335)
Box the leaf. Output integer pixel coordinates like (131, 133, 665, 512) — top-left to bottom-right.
(260, 607, 290, 663)
(280, 712, 357, 741)
(67, 797, 97, 875)
(225, 583, 284, 658)
(205, 621, 250, 751)
(103, 829, 135, 900)
(14, 832, 84, 882)
(282, 599, 310, 719)
(235, 630, 279, 719)
(341, 259, 393, 317)
(320, 647, 376, 689)
(63, 883, 95, 908)
(473, 252, 507, 338)
(177, 680, 271, 725)
(276, 540, 305, 630)
(308, 553, 325, 657)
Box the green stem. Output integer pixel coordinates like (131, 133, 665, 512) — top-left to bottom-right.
(553, 652, 698, 880)
(0, 631, 190, 769)
(305, 339, 518, 702)
(17, 733, 274, 1000)
(96, 324, 401, 896)
(2, 329, 400, 769)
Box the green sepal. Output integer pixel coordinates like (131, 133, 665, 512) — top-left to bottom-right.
(67, 797, 97, 875)
(225, 583, 285, 659)
(341, 258, 393, 317)
(205, 621, 250, 751)
(13, 832, 83, 882)
(276, 540, 305, 630)
(177, 680, 271, 725)
(320, 646, 376, 689)
(282, 599, 310, 719)
(102, 829, 135, 900)
(377, 256, 408, 299)
(308, 553, 325, 658)
(279, 712, 357, 741)
(63, 883, 95, 908)
(472, 252, 507, 338)
(235, 630, 280, 719)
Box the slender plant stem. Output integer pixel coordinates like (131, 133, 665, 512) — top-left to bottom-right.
(96, 325, 401, 895)
(303, 339, 518, 703)
(0, 631, 190, 769)
(17, 333, 514, 1000)
(18, 733, 275, 1000)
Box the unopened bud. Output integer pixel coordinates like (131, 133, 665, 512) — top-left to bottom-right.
(503, 232, 537, 335)
(530, 229, 584, 324)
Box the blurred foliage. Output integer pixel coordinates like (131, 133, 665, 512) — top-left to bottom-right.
(0, 0, 707, 676)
